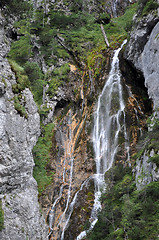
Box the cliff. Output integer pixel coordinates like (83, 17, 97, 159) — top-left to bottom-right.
(0, 0, 159, 240)
(0, 9, 47, 240)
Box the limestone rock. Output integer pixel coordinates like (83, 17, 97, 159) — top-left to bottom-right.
(124, 7, 159, 109)
(141, 22, 159, 109)
(135, 150, 159, 190)
(0, 9, 47, 240)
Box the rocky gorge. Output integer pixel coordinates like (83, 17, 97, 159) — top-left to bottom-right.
(0, 0, 159, 239)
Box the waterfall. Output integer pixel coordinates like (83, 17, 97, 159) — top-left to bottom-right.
(48, 111, 75, 239)
(77, 40, 129, 240)
(48, 109, 91, 240)
(112, 0, 117, 18)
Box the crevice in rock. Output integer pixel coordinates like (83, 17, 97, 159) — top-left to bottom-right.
(119, 54, 152, 114)
(55, 99, 70, 109)
(6, 28, 17, 40)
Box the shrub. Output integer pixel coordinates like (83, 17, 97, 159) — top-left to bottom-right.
(47, 64, 70, 97)
(0, 0, 32, 15)
(24, 62, 44, 83)
(88, 164, 159, 240)
(148, 154, 159, 167)
(9, 35, 32, 64)
(142, 0, 159, 16)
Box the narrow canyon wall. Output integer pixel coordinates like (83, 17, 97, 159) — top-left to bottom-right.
(0, 10, 47, 240)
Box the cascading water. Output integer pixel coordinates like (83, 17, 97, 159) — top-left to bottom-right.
(48, 109, 91, 240)
(112, 0, 118, 18)
(77, 40, 129, 240)
(48, 111, 75, 239)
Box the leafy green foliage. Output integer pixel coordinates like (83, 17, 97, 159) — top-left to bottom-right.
(9, 60, 30, 94)
(87, 164, 159, 240)
(47, 64, 70, 97)
(9, 35, 32, 64)
(142, 0, 159, 16)
(107, 2, 138, 45)
(24, 62, 44, 83)
(33, 123, 55, 195)
(24, 62, 45, 104)
(0, 0, 32, 15)
(148, 154, 159, 167)
(0, 200, 4, 231)
(8, 1, 138, 107)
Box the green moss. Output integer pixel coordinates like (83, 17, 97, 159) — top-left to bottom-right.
(1, 77, 7, 88)
(0, 200, 4, 231)
(9, 60, 30, 94)
(87, 192, 94, 201)
(14, 95, 28, 119)
(33, 123, 55, 196)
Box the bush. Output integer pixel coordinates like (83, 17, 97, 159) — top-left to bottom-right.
(88, 164, 159, 240)
(148, 154, 159, 167)
(142, 0, 159, 16)
(24, 62, 44, 83)
(0, 0, 32, 15)
(47, 64, 70, 97)
(9, 35, 32, 64)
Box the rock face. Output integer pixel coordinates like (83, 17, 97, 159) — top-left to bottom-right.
(135, 150, 159, 190)
(0, 10, 47, 240)
(124, 7, 159, 109)
(141, 22, 159, 110)
(124, 3, 159, 190)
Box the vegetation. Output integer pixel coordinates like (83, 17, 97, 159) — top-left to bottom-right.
(9, 60, 30, 94)
(8, 1, 138, 105)
(148, 154, 159, 167)
(147, 118, 159, 152)
(140, 0, 159, 16)
(24, 61, 44, 105)
(14, 95, 28, 119)
(87, 163, 159, 240)
(0, 0, 32, 15)
(33, 123, 55, 195)
(0, 200, 4, 231)
(7, 0, 138, 199)
(46, 64, 70, 97)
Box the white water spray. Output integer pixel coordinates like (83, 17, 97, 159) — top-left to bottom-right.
(77, 40, 129, 239)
